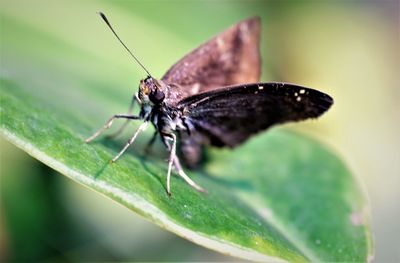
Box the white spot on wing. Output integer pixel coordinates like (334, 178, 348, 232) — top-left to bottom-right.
(191, 83, 200, 94)
(300, 89, 306, 94)
(258, 85, 264, 90)
(296, 97, 302, 102)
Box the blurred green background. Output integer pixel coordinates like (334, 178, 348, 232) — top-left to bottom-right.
(0, 0, 398, 261)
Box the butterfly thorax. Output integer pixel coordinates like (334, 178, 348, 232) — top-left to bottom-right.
(155, 107, 187, 135)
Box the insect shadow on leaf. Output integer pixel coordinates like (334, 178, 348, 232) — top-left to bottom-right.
(85, 12, 333, 196)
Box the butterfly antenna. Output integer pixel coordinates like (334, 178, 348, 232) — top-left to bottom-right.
(98, 11, 152, 77)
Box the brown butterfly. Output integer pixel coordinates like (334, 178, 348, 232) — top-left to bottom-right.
(86, 12, 333, 195)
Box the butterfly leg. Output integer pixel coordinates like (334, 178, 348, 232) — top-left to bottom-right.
(85, 114, 141, 143)
(110, 121, 148, 163)
(163, 133, 205, 195)
(165, 133, 177, 196)
(106, 95, 140, 140)
(173, 156, 206, 193)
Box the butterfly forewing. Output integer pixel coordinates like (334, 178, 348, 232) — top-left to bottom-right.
(178, 83, 333, 147)
(162, 17, 261, 103)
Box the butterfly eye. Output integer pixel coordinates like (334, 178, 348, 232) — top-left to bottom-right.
(149, 88, 165, 104)
(143, 87, 150, 95)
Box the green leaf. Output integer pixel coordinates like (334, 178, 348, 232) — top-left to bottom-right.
(0, 3, 372, 261)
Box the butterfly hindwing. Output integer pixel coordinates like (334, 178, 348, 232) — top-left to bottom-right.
(178, 83, 333, 148)
(162, 17, 261, 103)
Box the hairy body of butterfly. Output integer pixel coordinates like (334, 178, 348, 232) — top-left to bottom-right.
(86, 14, 333, 195)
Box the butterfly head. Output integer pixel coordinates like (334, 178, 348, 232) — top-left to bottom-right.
(138, 76, 166, 105)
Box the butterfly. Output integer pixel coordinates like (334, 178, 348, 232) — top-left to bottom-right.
(86, 12, 333, 195)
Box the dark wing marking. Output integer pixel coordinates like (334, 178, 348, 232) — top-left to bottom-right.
(178, 83, 333, 148)
(162, 17, 261, 103)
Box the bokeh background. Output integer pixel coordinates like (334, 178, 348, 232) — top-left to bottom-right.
(1, 0, 398, 261)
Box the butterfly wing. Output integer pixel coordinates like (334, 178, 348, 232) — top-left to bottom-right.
(178, 83, 333, 148)
(162, 17, 261, 101)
